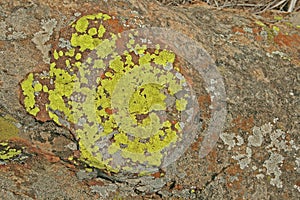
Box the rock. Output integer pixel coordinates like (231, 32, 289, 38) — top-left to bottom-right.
(0, 0, 299, 199)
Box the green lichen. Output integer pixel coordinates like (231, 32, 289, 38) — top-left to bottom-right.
(20, 12, 195, 174)
(176, 98, 188, 111)
(272, 26, 280, 34)
(255, 20, 266, 27)
(129, 83, 166, 117)
(258, 24, 280, 41)
(153, 49, 175, 66)
(0, 115, 19, 141)
(274, 16, 283, 21)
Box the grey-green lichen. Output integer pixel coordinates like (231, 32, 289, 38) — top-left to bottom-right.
(32, 18, 58, 63)
(0, 115, 19, 141)
(20, 12, 197, 174)
(221, 121, 299, 188)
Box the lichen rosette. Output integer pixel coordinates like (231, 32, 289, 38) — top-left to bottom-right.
(20, 12, 200, 175)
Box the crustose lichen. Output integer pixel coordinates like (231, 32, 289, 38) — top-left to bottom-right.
(20, 12, 198, 175)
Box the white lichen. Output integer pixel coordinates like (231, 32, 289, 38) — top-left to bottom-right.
(248, 126, 264, 147)
(266, 129, 292, 152)
(220, 132, 244, 149)
(263, 152, 284, 188)
(0, 20, 27, 40)
(259, 122, 273, 136)
(256, 174, 265, 179)
(290, 138, 299, 150)
(243, 27, 253, 33)
(232, 147, 252, 169)
(220, 132, 236, 150)
(294, 184, 300, 193)
(222, 121, 297, 189)
(58, 38, 72, 49)
(90, 184, 118, 198)
(32, 18, 57, 63)
(65, 142, 77, 151)
(7, 31, 26, 40)
(256, 123, 295, 188)
(236, 135, 244, 146)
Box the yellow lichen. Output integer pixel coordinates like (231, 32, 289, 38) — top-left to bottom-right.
(272, 26, 280, 34)
(20, 12, 195, 175)
(176, 98, 188, 111)
(20, 73, 40, 116)
(153, 50, 176, 66)
(274, 16, 283, 21)
(0, 142, 22, 161)
(256, 21, 266, 27)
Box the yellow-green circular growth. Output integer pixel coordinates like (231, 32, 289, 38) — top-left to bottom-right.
(20, 12, 198, 174)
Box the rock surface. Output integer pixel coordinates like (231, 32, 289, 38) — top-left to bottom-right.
(0, 0, 299, 199)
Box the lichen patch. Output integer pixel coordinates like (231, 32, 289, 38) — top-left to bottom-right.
(221, 120, 299, 188)
(19, 12, 200, 175)
(32, 18, 57, 63)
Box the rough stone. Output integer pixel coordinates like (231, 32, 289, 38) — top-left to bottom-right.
(0, 0, 299, 199)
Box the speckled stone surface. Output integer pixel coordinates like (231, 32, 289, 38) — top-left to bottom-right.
(0, 0, 299, 199)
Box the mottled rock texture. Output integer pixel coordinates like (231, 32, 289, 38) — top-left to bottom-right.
(0, 0, 299, 199)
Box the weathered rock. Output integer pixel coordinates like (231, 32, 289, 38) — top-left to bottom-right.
(0, 0, 299, 199)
